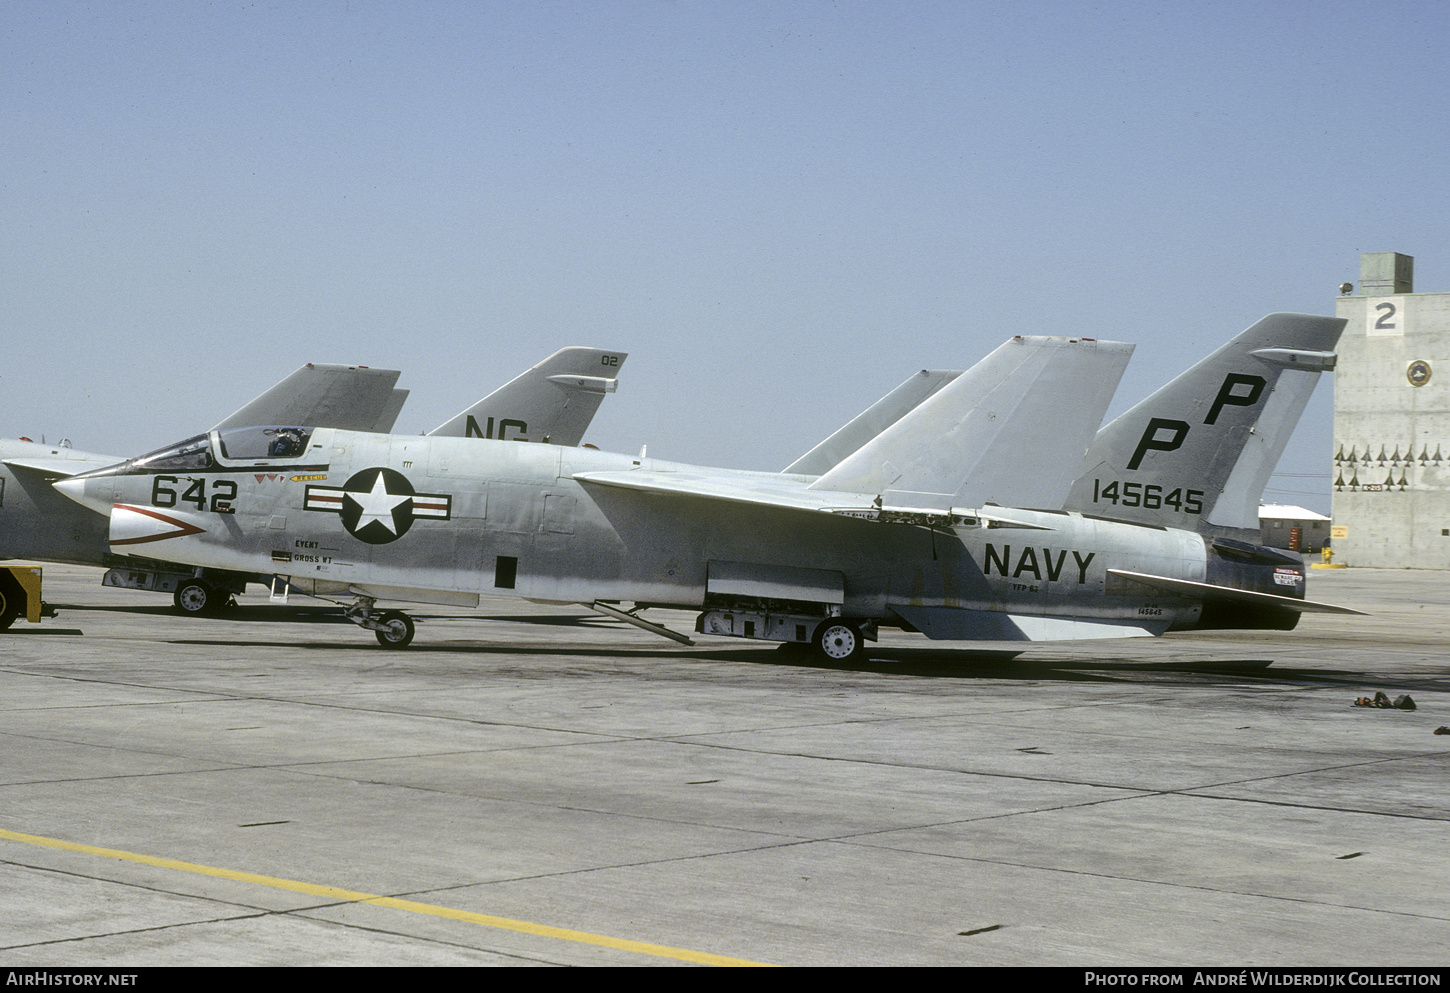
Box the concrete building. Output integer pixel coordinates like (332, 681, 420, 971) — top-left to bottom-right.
(1331, 252, 1450, 568)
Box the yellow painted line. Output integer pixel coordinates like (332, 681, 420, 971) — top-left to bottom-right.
(0, 828, 771, 967)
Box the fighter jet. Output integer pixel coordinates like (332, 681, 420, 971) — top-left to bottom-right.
(1, 363, 404, 573)
(8, 348, 625, 615)
(55, 314, 1360, 658)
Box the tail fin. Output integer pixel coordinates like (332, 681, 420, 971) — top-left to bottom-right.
(428, 347, 626, 445)
(1062, 313, 1345, 532)
(783, 369, 963, 475)
(808, 335, 1133, 511)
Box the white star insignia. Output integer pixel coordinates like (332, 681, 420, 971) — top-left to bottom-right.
(347, 471, 411, 534)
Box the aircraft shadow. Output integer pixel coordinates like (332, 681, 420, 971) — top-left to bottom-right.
(51, 603, 629, 629)
(144, 635, 1296, 686)
(44, 603, 1450, 692)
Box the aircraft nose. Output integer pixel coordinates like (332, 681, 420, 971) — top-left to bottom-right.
(52, 475, 112, 516)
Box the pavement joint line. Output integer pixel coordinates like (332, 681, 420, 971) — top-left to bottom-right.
(0, 827, 772, 967)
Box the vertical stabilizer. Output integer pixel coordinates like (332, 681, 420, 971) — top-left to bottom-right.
(1063, 313, 1344, 532)
(428, 347, 627, 446)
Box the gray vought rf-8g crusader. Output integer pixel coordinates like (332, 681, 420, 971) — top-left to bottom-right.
(54, 315, 1361, 658)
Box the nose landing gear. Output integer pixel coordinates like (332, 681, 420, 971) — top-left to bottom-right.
(345, 598, 417, 648)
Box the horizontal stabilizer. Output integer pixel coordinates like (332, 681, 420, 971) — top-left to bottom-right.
(0, 439, 127, 479)
(809, 336, 1134, 510)
(1107, 569, 1366, 615)
(891, 605, 1165, 641)
(212, 364, 404, 432)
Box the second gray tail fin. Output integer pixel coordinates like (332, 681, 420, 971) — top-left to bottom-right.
(1062, 313, 1345, 532)
(428, 347, 627, 445)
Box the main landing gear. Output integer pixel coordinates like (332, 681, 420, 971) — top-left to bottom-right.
(696, 606, 873, 662)
(813, 618, 865, 664)
(345, 598, 416, 648)
(173, 579, 237, 616)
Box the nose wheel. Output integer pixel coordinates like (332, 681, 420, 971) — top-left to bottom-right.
(373, 610, 416, 649)
(345, 597, 417, 648)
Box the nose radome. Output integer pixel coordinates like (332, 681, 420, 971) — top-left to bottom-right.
(51, 476, 112, 516)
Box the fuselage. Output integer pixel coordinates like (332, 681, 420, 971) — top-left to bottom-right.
(56, 426, 1307, 635)
(0, 440, 118, 565)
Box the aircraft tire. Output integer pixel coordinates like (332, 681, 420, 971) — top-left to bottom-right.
(374, 611, 415, 649)
(173, 580, 217, 616)
(813, 619, 864, 664)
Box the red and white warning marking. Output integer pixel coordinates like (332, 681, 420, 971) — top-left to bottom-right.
(110, 505, 207, 546)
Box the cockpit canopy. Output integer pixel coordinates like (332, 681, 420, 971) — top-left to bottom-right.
(217, 425, 314, 460)
(129, 426, 317, 471)
(132, 434, 215, 471)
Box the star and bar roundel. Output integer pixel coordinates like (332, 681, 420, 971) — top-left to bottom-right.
(304, 467, 451, 544)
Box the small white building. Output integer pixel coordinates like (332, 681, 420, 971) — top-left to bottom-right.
(1259, 504, 1331, 553)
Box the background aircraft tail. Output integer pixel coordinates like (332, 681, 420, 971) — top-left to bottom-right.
(783, 369, 962, 476)
(428, 347, 626, 446)
(1062, 312, 1345, 533)
(807, 335, 1133, 511)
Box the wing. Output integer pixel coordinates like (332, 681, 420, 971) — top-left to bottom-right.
(0, 439, 125, 479)
(211, 364, 405, 432)
(807, 335, 1133, 510)
(577, 336, 1134, 521)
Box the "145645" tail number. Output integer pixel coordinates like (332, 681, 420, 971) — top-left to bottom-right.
(1092, 480, 1203, 514)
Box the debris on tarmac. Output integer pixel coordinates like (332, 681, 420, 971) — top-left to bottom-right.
(1353, 691, 1416, 710)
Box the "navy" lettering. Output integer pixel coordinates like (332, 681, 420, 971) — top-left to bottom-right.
(984, 545, 1095, 584)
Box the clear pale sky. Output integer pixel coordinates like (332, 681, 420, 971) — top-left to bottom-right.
(6, 1, 1448, 514)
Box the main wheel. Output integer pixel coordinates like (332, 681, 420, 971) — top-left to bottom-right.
(813, 619, 864, 663)
(374, 610, 415, 648)
(173, 580, 216, 616)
